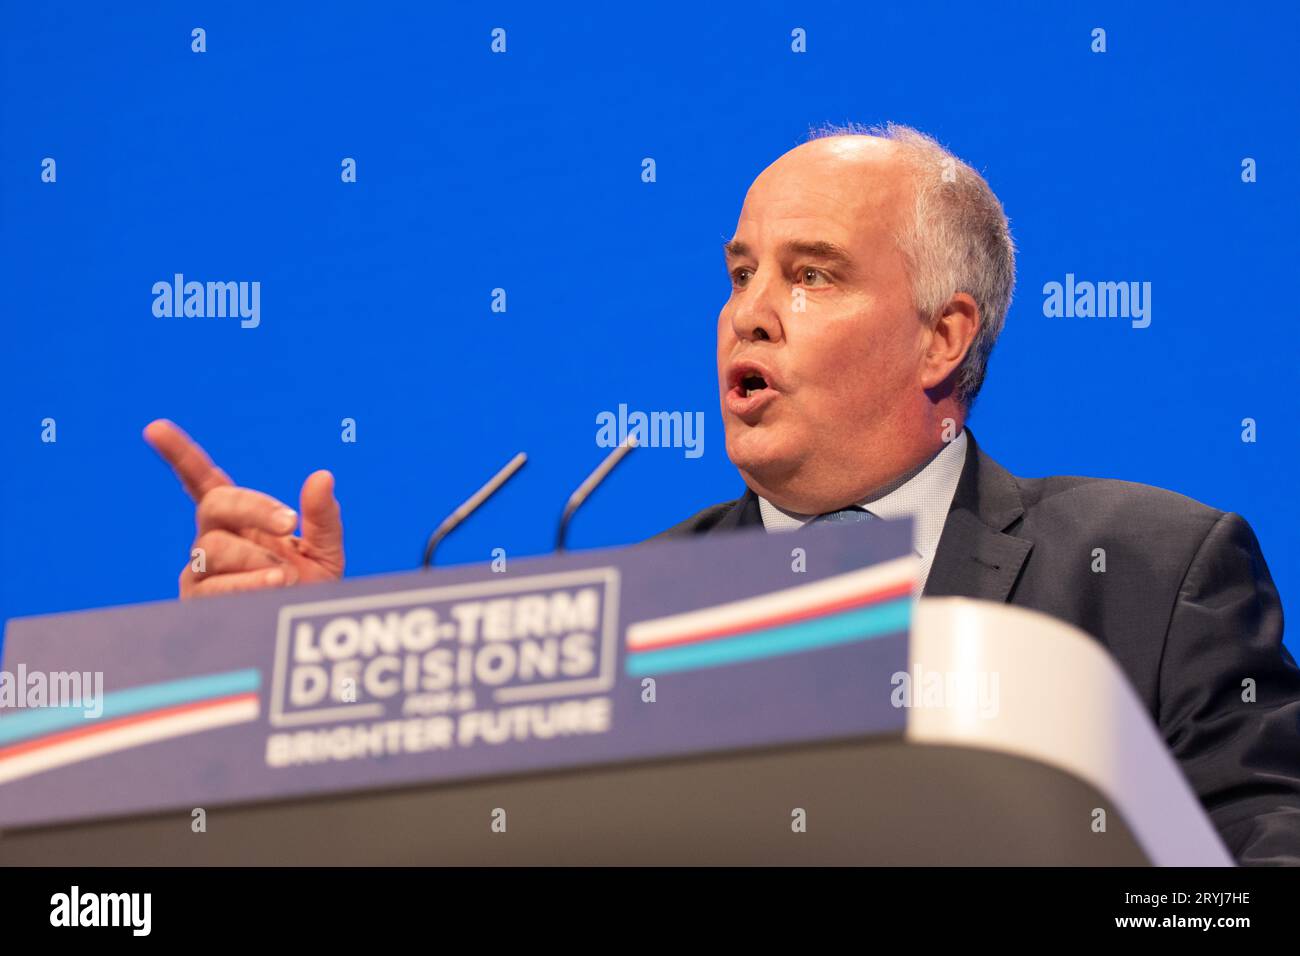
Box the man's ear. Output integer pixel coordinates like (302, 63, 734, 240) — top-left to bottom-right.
(921, 293, 980, 390)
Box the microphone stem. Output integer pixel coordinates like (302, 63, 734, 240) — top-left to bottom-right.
(556, 437, 637, 553)
(422, 452, 528, 568)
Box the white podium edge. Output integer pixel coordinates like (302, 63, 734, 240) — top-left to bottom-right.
(906, 597, 1234, 866)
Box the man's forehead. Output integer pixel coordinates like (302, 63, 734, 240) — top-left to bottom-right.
(732, 137, 913, 248)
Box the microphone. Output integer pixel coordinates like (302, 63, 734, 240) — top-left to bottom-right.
(555, 436, 638, 553)
(421, 452, 528, 568)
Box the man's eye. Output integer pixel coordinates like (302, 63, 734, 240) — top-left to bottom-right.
(799, 267, 830, 287)
(731, 268, 753, 287)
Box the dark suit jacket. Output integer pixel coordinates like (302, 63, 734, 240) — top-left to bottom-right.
(655, 429, 1300, 865)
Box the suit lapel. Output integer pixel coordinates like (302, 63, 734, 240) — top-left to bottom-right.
(714, 490, 764, 531)
(922, 430, 1034, 603)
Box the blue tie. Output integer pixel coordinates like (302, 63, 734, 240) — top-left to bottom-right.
(807, 506, 876, 526)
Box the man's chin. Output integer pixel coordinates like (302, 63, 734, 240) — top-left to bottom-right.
(725, 426, 801, 488)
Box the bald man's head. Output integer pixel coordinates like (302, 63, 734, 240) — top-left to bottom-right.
(752, 132, 918, 201)
(716, 124, 1014, 514)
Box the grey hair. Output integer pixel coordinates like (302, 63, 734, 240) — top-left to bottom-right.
(807, 122, 1015, 408)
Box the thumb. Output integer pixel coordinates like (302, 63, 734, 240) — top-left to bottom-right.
(299, 470, 345, 572)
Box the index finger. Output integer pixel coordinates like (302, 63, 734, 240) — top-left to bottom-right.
(143, 419, 234, 502)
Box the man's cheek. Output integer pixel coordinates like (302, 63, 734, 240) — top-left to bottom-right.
(819, 352, 893, 412)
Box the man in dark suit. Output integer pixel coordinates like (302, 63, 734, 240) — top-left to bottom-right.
(654, 122, 1300, 865)
(145, 123, 1300, 864)
(656, 428, 1300, 866)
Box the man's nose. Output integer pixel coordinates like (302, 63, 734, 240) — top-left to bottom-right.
(729, 272, 785, 344)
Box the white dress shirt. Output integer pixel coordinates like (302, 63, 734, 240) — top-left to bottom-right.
(757, 429, 969, 591)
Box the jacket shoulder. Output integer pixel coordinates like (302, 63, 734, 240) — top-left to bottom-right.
(1015, 472, 1227, 539)
(649, 498, 748, 541)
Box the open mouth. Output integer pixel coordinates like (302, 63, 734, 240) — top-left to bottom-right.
(740, 373, 768, 398)
(725, 362, 779, 418)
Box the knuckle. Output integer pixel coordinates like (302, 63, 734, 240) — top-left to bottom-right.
(192, 530, 222, 553)
(195, 487, 227, 525)
(200, 486, 244, 522)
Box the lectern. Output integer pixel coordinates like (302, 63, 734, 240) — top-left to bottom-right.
(0, 518, 1232, 865)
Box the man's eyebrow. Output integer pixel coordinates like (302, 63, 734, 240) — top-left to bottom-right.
(722, 238, 856, 268)
(723, 239, 750, 260)
(782, 240, 856, 266)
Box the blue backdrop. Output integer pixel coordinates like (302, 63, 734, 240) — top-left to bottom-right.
(3, 1, 1297, 656)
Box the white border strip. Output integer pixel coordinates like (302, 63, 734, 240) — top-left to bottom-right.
(627, 556, 915, 650)
(0, 697, 259, 786)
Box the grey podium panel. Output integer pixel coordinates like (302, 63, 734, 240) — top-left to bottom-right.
(0, 738, 1146, 865)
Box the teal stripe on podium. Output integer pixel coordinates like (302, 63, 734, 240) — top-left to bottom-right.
(0, 668, 261, 746)
(625, 598, 910, 676)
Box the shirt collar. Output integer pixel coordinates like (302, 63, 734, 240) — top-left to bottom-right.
(756, 429, 969, 569)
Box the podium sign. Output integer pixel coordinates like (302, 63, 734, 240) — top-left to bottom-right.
(0, 519, 915, 831)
